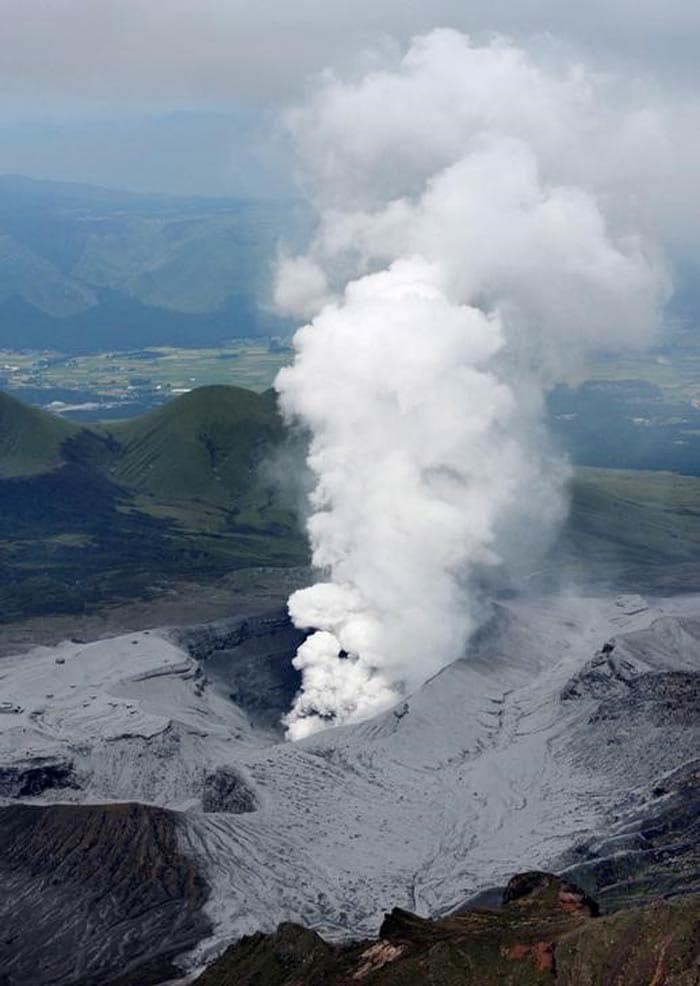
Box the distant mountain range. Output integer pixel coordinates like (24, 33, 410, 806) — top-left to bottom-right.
(0, 175, 301, 351)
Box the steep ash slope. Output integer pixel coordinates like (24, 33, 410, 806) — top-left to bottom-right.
(0, 615, 298, 809)
(176, 610, 305, 730)
(0, 802, 209, 986)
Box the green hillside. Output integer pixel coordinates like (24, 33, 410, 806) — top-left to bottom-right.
(0, 385, 306, 622)
(2, 384, 700, 624)
(107, 386, 283, 503)
(0, 383, 285, 505)
(564, 466, 700, 592)
(0, 389, 78, 478)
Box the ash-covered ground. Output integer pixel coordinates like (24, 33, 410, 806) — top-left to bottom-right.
(2, 589, 700, 983)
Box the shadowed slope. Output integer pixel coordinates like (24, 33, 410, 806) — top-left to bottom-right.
(0, 385, 306, 621)
(0, 802, 210, 986)
(0, 389, 78, 478)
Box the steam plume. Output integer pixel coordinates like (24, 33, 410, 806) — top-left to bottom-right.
(275, 30, 669, 740)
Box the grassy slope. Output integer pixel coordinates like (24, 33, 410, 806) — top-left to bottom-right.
(0, 389, 78, 478)
(103, 386, 298, 548)
(0, 385, 306, 621)
(2, 385, 700, 621)
(106, 386, 282, 504)
(565, 467, 700, 592)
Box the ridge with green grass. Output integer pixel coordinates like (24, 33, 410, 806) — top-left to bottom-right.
(0, 385, 306, 622)
(106, 386, 283, 503)
(2, 384, 700, 624)
(0, 389, 79, 478)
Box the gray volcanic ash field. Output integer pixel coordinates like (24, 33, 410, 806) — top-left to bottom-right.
(2, 591, 700, 983)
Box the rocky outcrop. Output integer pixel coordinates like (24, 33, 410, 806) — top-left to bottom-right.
(194, 871, 700, 984)
(194, 922, 337, 986)
(0, 757, 80, 798)
(202, 767, 257, 813)
(561, 629, 700, 728)
(560, 641, 640, 702)
(588, 670, 700, 727)
(0, 802, 210, 986)
(501, 871, 599, 916)
(561, 758, 700, 912)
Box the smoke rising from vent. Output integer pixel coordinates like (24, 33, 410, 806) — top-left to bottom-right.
(275, 29, 669, 740)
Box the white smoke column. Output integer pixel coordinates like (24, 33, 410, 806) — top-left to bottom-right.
(275, 30, 669, 740)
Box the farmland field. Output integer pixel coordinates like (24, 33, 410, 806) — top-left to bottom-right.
(0, 341, 291, 419)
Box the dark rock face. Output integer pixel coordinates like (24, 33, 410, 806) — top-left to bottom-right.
(502, 871, 599, 917)
(560, 647, 639, 702)
(0, 802, 210, 986)
(176, 609, 306, 730)
(262, 923, 331, 974)
(554, 630, 700, 918)
(378, 907, 437, 944)
(194, 872, 700, 984)
(561, 758, 700, 912)
(0, 757, 80, 798)
(202, 767, 257, 813)
(195, 923, 336, 986)
(589, 670, 700, 727)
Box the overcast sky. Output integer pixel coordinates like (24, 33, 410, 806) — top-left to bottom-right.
(0, 0, 698, 195)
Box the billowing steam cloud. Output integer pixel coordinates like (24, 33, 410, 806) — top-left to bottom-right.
(275, 29, 669, 740)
